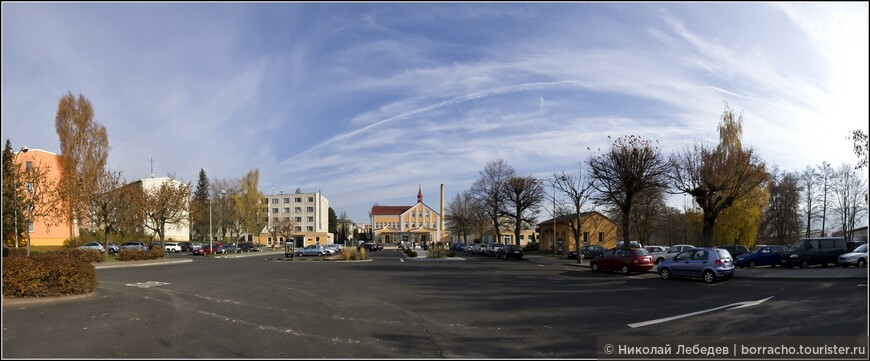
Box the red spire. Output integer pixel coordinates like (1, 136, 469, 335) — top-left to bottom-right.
(417, 184, 423, 203)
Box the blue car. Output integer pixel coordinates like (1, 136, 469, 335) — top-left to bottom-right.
(734, 245, 788, 268)
(658, 248, 735, 284)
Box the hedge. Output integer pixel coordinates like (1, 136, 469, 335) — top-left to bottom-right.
(117, 247, 165, 261)
(2, 254, 97, 298)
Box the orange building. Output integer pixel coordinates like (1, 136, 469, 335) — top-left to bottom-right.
(13, 148, 78, 246)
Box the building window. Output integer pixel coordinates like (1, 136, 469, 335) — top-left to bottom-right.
(295, 217, 302, 222)
(26, 182, 33, 193)
(598, 232, 603, 243)
(29, 223, 34, 232)
(272, 198, 278, 204)
(295, 197, 302, 203)
(272, 208, 279, 214)
(283, 198, 290, 203)
(307, 197, 314, 203)
(306, 207, 314, 212)
(295, 207, 301, 213)
(283, 207, 290, 213)
(306, 226, 314, 232)
(272, 217, 279, 223)
(307, 216, 314, 222)
(295, 226, 302, 232)
(25, 161, 33, 172)
(583, 232, 589, 243)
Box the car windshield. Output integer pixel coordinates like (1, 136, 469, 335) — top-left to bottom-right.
(632, 249, 650, 256)
(716, 249, 732, 259)
(854, 244, 868, 253)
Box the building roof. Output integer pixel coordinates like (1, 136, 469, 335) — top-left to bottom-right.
(371, 206, 412, 215)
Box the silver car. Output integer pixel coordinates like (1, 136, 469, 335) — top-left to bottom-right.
(658, 247, 735, 284)
(296, 244, 329, 257)
(653, 244, 696, 264)
(838, 244, 868, 268)
(80, 242, 105, 253)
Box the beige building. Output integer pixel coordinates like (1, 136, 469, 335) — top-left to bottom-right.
(371, 187, 442, 246)
(264, 190, 331, 248)
(538, 212, 618, 253)
(135, 177, 191, 241)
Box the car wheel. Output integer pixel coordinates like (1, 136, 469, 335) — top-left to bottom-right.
(659, 267, 671, 280)
(703, 270, 716, 284)
(749, 261, 756, 269)
(317, 252, 323, 256)
(620, 265, 630, 276)
(858, 259, 866, 268)
(800, 260, 809, 269)
(591, 262, 599, 272)
(656, 257, 664, 265)
(297, 252, 303, 257)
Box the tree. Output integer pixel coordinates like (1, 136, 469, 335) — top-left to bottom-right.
(140, 178, 190, 249)
(551, 163, 596, 263)
(501, 175, 544, 246)
(446, 190, 476, 244)
(236, 169, 265, 246)
(817, 162, 834, 235)
(275, 216, 297, 248)
(799, 165, 819, 237)
(471, 160, 515, 243)
(832, 164, 868, 242)
(715, 184, 769, 248)
(759, 168, 800, 245)
(2, 140, 28, 246)
(668, 104, 769, 246)
(54, 92, 110, 231)
(328, 207, 338, 235)
(89, 170, 132, 261)
(211, 177, 238, 243)
(850, 129, 868, 170)
(588, 135, 669, 250)
(629, 190, 667, 245)
(189, 169, 211, 240)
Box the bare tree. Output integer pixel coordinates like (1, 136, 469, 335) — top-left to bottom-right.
(552, 163, 596, 263)
(6, 149, 62, 254)
(54, 92, 110, 231)
(210, 177, 239, 243)
(850, 129, 868, 170)
(471, 160, 515, 243)
(89, 169, 131, 261)
(630, 190, 666, 245)
(140, 178, 190, 249)
(501, 175, 544, 246)
(588, 135, 669, 250)
(446, 190, 475, 243)
(817, 162, 834, 235)
(833, 164, 868, 241)
(799, 165, 819, 237)
(668, 105, 768, 246)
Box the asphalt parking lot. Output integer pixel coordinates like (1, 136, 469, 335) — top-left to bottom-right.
(2, 249, 868, 358)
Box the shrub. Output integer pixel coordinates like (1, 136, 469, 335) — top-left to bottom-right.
(2, 254, 97, 298)
(340, 247, 369, 260)
(409, 251, 418, 258)
(428, 246, 447, 258)
(356, 247, 368, 260)
(117, 247, 165, 261)
(42, 248, 104, 263)
(448, 251, 456, 258)
(523, 241, 539, 252)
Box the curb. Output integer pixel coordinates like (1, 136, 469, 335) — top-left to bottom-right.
(3, 291, 96, 306)
(563, 263, 867, 280)
(264, 258, 373, 263)
(94, 258, 192, 269)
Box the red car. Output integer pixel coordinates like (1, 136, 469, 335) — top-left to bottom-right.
(590, 248, 654, 275)
(193, 244, 224, 255)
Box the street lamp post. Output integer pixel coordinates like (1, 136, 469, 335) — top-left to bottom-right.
(13, 145, 29, 250)
(209, 192, 213, 256)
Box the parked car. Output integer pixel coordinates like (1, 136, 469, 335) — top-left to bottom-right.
(452, 243, 467, 252)
(119, 241, 149, 251)
(658, 248, 734, 283)
(781, 237, 848, 268)
(179, 242, 193, 252)
(616, 241, 643, 249)
(838, 244, 868, 268)
(297, 244, 329, 257)
(148, 242, 163, 251)
(108, 243, 121, 254)
(570, 245, 608, 260)
(846, 240, 866, 252)
(467, 243, 481, 254)
(644, 245, 669, 254)
(653, 244, 696, 265)
(361, 243, 383, 252)
(190, 242, 204, 251)
(496, 244, 524, 260)
(163, 242, 182, 253)
(489, 243, 506, 257)
(717, 245, 749, 259)
(734, 245, 788, 268)
(323, 244, 342, 254)
(193, 244, 225, 255)
(589, 248, 654, 275)
(80, 242, 105, 253)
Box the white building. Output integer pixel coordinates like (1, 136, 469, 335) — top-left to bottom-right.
(264, 189, 331, 247)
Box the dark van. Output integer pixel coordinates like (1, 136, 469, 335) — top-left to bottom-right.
(781, 237, 848, 268)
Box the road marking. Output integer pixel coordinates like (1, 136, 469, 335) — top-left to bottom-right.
(627, 296, 774, 328)
(126, 281, 170, 288)
(399, 258, 404, 263)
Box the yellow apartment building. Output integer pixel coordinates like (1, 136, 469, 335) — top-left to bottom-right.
(538, 212, 617, 253)
(12, 148, 78, 246)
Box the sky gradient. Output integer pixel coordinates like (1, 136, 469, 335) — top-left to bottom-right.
(3, 2, 868, 224)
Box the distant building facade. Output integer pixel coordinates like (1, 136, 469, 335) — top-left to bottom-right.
(263, 190, 331, 248)
(135, 177, 191, 242)
(370, 187, 442, 246)
(537, 212, 618, 253)
(11, 148, 78, 246)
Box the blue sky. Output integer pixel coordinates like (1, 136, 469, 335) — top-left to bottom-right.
(2, 2, 868, 224)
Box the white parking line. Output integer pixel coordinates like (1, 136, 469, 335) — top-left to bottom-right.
(627, 296, 773, 328)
